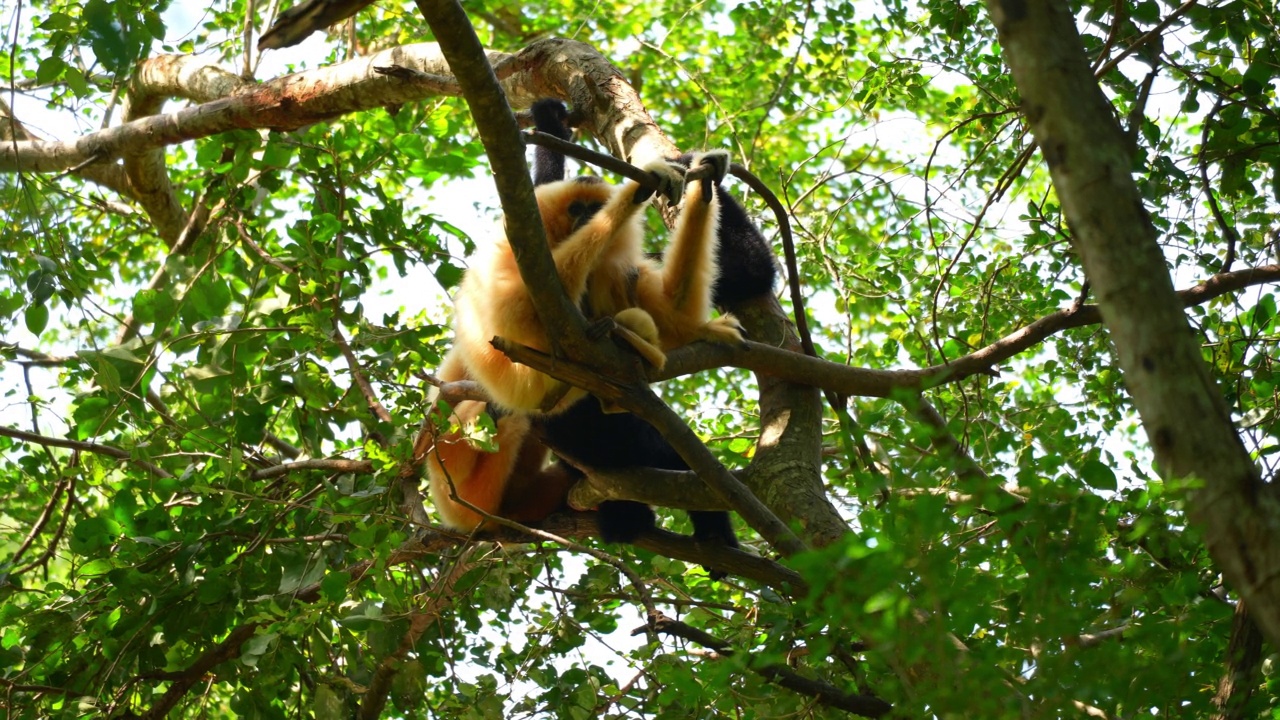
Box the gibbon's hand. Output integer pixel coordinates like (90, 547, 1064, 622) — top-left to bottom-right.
(634, 161, 686, 205)
(691, 150, 730, 203)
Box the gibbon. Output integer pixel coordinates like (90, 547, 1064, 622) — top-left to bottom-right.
(529, 101, 777, 549)
(427, 99, 746, 533)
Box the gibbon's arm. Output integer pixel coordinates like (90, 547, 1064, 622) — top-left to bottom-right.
(669, 153, 779, 308)
(451, 162, 684, 414)
(549, 162, 685, 301)
(633, 151, 745, 348)
(662, 151, 725, 314)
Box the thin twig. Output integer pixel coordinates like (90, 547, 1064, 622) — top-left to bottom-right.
(0, 425, 172, 478)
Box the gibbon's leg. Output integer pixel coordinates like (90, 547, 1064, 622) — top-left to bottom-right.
(426, 352, 544, 530)
(500, 457, 574, 522)
(427, 405, 537, 531)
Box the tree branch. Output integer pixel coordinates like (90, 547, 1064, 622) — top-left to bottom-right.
(358, 546, 481, 719)
(984, 0, 1280, 644)
(0, 43, 511, 174)
(493, 336, 807, 557)
(656, 263, 1280, 397)
(121, 56, 250, 244)
(641, 613, 893, 717)
(412, 1, 595, 359)
(1211, 600, 1265, 720)
(0, 426, 172, 479)
(249, 457, 374, 480)
(140, 623, 263, 720)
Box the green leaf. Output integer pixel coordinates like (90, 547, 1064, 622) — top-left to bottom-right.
(321, 571, 351, 602)
(1079, 459, 1118, 491)
(35, 56, 66, 85)
(24, 304, 48, 335)
(82, 0, 136, 75)
(278, 551, 327, 594)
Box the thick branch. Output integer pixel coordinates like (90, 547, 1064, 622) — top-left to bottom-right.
(0, 98, 132, 196)
(120, 56, 252, 243)
(985, 0, 1280, 644)
(1211, 600, 1265, 720)
(359, 547, 480, 719)
(567, 466, 736, 511)
(414, 1, 591, 357)
(0, 43, 504, 174)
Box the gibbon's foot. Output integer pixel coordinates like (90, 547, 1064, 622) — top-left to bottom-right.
(689, 510, 739, 581)
(586, 312, 666, 370)
(689, 510, 739, 547)
(612, 307, 667, 370)
(699, 313, 748, 347)
(599, 309, 666, 414)
(634, 161, 686, 205)
(585, 315, 616, 341)
(689, 150, 730, 202)
(596, 500, 657, 542)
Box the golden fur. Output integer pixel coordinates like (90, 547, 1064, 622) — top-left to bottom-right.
(427, 153, 741, 531)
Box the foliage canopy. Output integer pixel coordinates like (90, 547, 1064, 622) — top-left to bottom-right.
(1, 0, 1279, 717)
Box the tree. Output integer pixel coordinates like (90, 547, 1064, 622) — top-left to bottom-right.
(1, 0, 1278, 716)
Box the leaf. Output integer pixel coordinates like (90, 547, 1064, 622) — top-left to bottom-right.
(23, 304, 48, 336)
(82, 0, 135, 75)
(1079, 459, 1118, 491)
(35, 56, 66, 85)
(278, 551, 327, 594)
(321, 572, 351, 602)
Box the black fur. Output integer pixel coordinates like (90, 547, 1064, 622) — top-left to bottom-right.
(525, 99, 774, 559)
(531, 99, 572, 187)
(535, 400, 738, 548)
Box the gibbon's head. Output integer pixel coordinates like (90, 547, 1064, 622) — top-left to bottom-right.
(535, 176, 612, 246)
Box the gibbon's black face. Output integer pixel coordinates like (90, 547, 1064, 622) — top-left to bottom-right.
(534, 175, 614, 247)
(566, 176, 606, 230)
(567, 199, 605, 231)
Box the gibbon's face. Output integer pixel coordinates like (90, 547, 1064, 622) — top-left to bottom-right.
(535, 176, 611, 246)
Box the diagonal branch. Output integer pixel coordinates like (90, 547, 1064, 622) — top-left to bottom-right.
(493, 336, 807, 557)
(140, 623, 263, 720)
(984, 0, 1280, 645)
(413, 0, 592, 356)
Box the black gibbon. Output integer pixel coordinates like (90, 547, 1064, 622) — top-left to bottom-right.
(426, 99, 746, 532)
